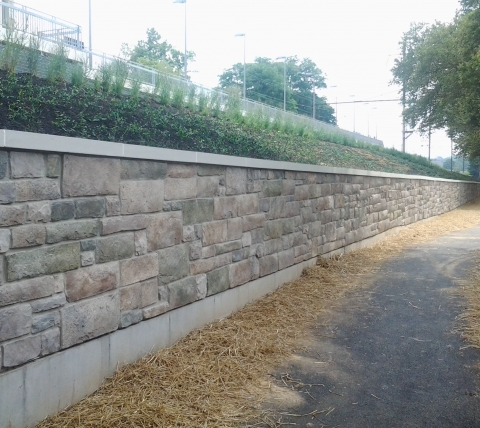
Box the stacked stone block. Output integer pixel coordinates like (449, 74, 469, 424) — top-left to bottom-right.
(0, 149, 478, 372)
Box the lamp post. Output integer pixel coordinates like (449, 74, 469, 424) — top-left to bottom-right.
(329, 85, 338, 121)
(349, 94, 356, 135)
(235, 33, 246, 99)
(276, 56, 287, 111)
(173, 0, 187, 79)
(372, 106, 377, 139)
(364, 102, 370, 136)
(88, 0, 92, 69)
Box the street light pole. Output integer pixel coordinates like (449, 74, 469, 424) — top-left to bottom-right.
(88, 0, 92, 69)
(276, 56, 286, 111)
(174, 0, 187, 79)
(235, 34, 246, 99)
(349, 95, 356, 135)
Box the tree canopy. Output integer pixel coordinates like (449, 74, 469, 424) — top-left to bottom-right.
(122, 28, 195, 78)
(218, 56, 336, 124)
(391, 5, 480, 158)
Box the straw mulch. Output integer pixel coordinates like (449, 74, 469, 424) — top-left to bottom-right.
(38, 200, 480, 428)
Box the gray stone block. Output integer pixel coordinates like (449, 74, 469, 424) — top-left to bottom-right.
(143, 302, 169, 319)
(121, 159, 167, 180)
(41, 327, 61, 355)
(197, 176, 221, 198)
(0, 303, 31, 341)
(278, 249, 295, 270)
(61, 291, 120, 348)
(202, 220, 228, 246)
(215, 240, 242, 255)
(100, 214, 149, 235)
(167, 276, 203, 309)
(15, 179, 60, 202)
(134, 230, 147, 256)
(189, 239, 202, 260)
(80, 239, 96, 251)
(167, 164, 196, 178)
(120, 181, 164, 214)
(0, 205, 25, 227)
(105, 196, 121, 216)
(6, 242, 80, 281)
(96, 233, 135, 264)
(158, 243, 189, 285)
(226, 167, 247, 195)
(182, 199, 214, 225)
(259, 254, 279, 277)
(197, 164, 225, 176)
(242, 214, 265, 231)
(2, 335, 42, 367)
(65, 262, 119, 302)
(229, 258, 252, 287)
(237, 194, 259, 216)
(31, 311, 60, 334)
(10, 152, 45, 178)
(0, 151, 7, 179)
(282, 180, 296, 196)
(264, 219, 284, 240)
(46, 220, 98, 244)
(262, 180, 283, 197)
(46, 155, 61, 178)
(26, 201, 51, 223)
(80, 251, 95, 266)
(147, 212, 183, 251)
(213, 197, 237, 220)
(206, 266, 230, 296)
(11, 224, 46, 248)
(227, 217, 243, 241)
(165, 177, 197, 201)
(75, 198, 106, 218)
(51, 201, 75, 222)
(295, 185, 310, 201)
(0, 229, 10, 253)
(30, 293, 66, 313)
(120, 282, 142, 311)
(119, 309, 143, 328)
(268, 197, 286, 220)
(62, 155, 120, 197)
(0, 276, 56, 307)
(120, 253, 158, 286)
(0, 181, 15, 204)
(141, 278, 158, 307)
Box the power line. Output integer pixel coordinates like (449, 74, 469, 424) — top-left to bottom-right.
(331, 99, 400, 105)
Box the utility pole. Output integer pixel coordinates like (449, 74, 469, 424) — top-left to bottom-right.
(428, 126, 431, 162)
(402, 39, 406, 153)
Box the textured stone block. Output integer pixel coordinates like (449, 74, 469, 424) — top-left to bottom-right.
(0, 151, 7, 179)
(157, 243, 189, 285)
(119, 309, 143, 328)
(120, 253, 158, 286)
(262, 180, 283, 197)
(227, 217, 243, 240)
(46, 220, 98, 244)
(167, 276, 204, 309)
(215, 240, 242, 255)
(121, 159, 167, 180)
(120, 180, 164, 214)
(26, 201, 51, 223)
(0, 304, 31, 341)
(65, 262, 118, 302)
(80, 239, 96, 251)
(100, 214, 148, 235)
(0, 229, 10, 253)
(237, 194, 259, 216)
(167, 164, 196, 178)
(282, 180, 296, 196)
(206, 266, 230, 296)
(30, 293, 66, 313)
(141, 278, 158, 307)
(264, 219, 284, 240)
(2, 335, 42, 367)
(32, 311, 60, 334)
(105, 196, 121, 216)
(96, 233, 135, 263)
(197, 176, 220, 198)
(62, 155, 120, 197)
(147, 212, 183, 251)
(10, 152, 45, 178)
(165, 177, 197, 201)
(15, 179, 60, 202)
(120, 282, 142, 311)
(0, 181, 15, 204)
(214, 197, 237, 219)
(134, 230, 148, 256)
(11, 224, 46, 248)
(202, 220, 228, 246)
(242, 232, 252, 247)
(229, 258, 252, 287)
(143, 302, 169, 319)
(0, 205, 25, 227)
(189, 239, 202, 260)
(278, 248, 295, 270)
(259, 254, 279, 277)
(41, 327, 61, 356)
(242, 214, 265, 231)
(189, 257, 216, 275)
(183, 199, 214, 225)
(0, 276, 56, 307)
(197, 164, 225, 176)
(6, 242, 80, 281)
(295, 185, 310, 201)
(226, 167, 247, 195)
(51, 201, 75, 222)
(75, 198, 106, 218)
(46, 155, 61, 178)
(61, 291, 120, 348)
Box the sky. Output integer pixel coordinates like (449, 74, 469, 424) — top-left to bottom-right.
(18, 0, 462, 159)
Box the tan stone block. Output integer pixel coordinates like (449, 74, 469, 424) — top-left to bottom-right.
(146, 212, 183, 251)
(10, 152, 45, 178)
(214, 197, 237, 219)
(242, 213, 265, 231)
(120, 282, 142, 311)
(197, 176, 221, 198)
(120, 253, 159, 286)
(226, 167, 246, 195)
(141, 279, 158, 307)
(229, 259, 252, 287)
(11, 224, 46, 248)
(143, 302, 169, 319)
(120, 180, 164, 214)
(15, 179, 60, 202)
(236, 194, 259, 216)
(202, 220, 227, 246)
(227, 217, 243, 240)
(167, 164, 196, 178)
(101, 214, 149, 235)
(165, 177, 197, 201)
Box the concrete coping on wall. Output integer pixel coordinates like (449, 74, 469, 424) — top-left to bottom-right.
(1, 129, 476, 183)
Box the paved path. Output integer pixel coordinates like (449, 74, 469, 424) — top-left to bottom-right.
(268, 227, 480, 428)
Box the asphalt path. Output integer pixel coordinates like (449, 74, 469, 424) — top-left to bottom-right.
(267, 227, 480, 428)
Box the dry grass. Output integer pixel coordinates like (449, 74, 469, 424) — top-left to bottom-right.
(38, 200, 480, 428)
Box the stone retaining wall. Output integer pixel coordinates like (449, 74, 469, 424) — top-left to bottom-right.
(0, 131, 479, 427)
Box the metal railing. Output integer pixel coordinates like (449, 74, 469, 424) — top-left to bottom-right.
(0, 1, 383, 147)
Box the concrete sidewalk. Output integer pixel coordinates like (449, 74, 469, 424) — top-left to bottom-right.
(267, 227, 480, 427)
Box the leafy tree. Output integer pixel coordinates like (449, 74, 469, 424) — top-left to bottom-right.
(122, 28, 195, 78)
(218, 56, 336, 124)
(391, 7, 480, 159)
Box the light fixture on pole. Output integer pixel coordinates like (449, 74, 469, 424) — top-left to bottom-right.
(276, 56, 287, 111)
(235, 33, 246, 99)
(173, 0, 187, 79)
(88, 0, 92, 69)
